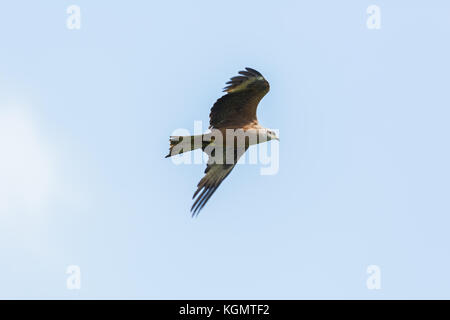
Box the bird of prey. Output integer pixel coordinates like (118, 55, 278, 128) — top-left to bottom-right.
(165, 67, 279, 216)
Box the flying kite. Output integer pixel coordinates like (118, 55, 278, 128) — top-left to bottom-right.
(165, 68, 279, 216)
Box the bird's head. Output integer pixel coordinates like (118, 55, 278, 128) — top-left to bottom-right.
(266, 129, 279, 142)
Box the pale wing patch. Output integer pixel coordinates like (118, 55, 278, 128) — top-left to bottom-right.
(225, 76, 263, 93)
(223, 67, 265, 93)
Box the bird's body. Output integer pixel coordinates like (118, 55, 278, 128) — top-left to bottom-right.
(166, 68, 278, 216)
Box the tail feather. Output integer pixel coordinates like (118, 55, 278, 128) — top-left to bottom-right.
(165, 135, 204, 158)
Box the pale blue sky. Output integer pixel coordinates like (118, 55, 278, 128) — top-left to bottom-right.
(1, 1, 450, 299)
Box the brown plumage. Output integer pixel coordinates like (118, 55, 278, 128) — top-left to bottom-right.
(166, 67, 278, 216)
(209, 67, 270, 129)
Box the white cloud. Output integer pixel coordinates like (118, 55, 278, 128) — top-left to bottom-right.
(0, 106, 56, 223)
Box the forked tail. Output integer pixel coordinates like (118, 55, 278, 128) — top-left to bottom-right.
(165, 135, 205, 158)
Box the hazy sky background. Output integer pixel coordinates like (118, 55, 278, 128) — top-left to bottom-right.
(1, 1, 450, 299)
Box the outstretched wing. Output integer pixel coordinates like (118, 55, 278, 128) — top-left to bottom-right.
(209, 67, 270, 129)
(191, 146, 248, 216)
